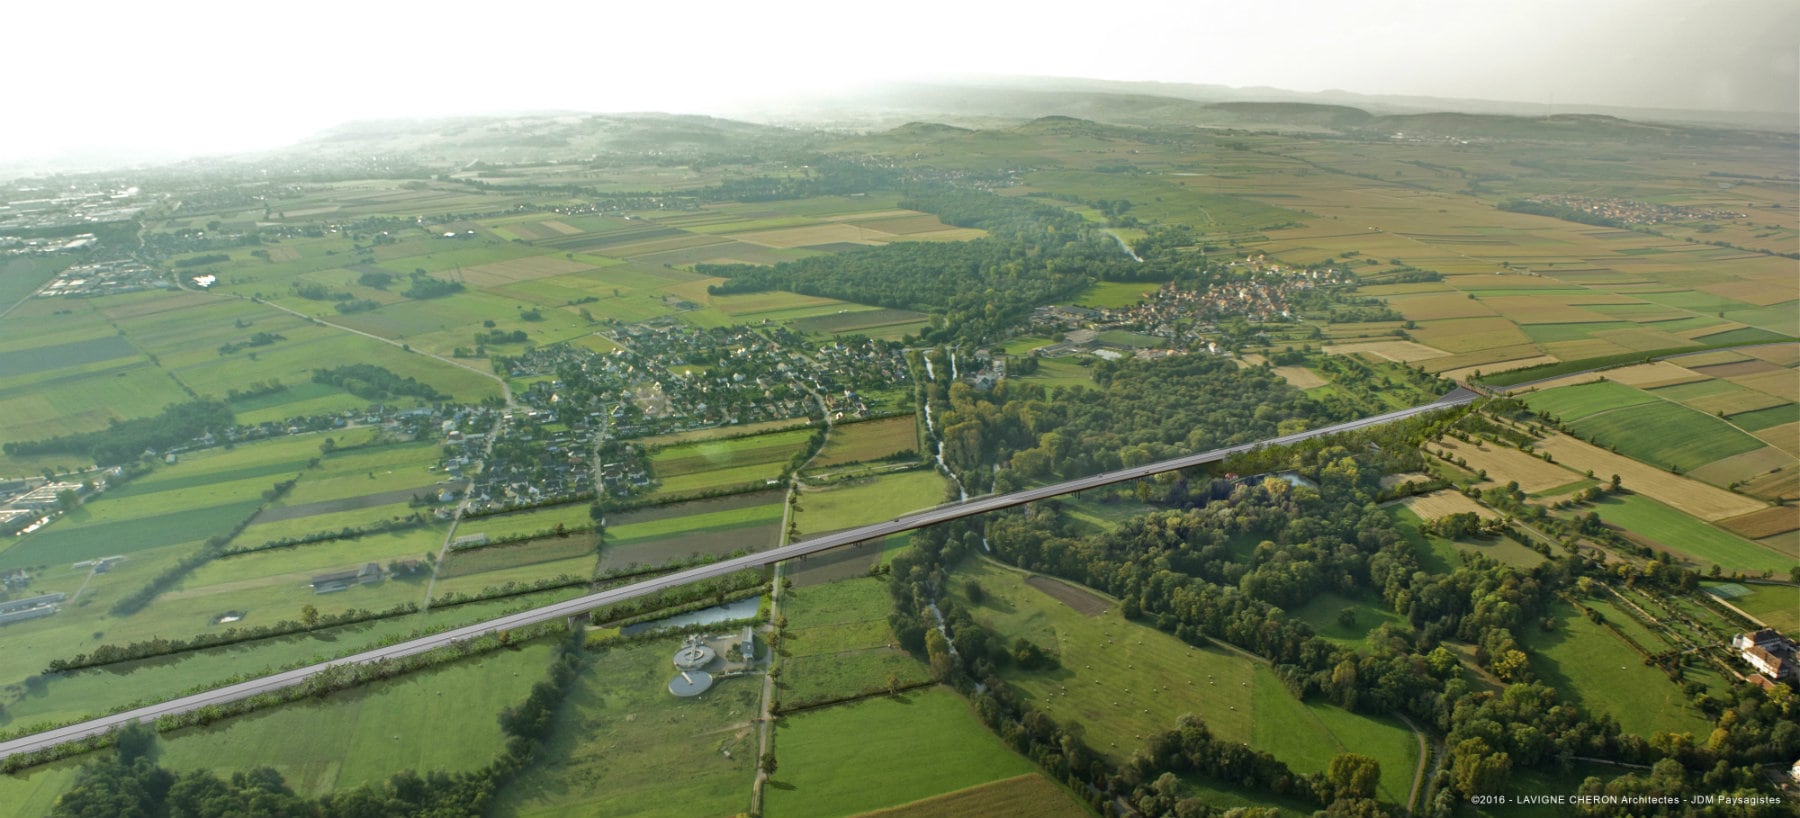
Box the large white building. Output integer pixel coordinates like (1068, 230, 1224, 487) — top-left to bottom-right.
(1732, 628, 1796, 681)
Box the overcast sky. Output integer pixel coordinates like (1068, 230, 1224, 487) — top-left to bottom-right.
(8, 0, 1796, 163)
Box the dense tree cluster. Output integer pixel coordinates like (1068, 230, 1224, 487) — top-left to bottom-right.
(929, 354, 1327, 494)
(401, 272, 464, 300)
(702, 187, 1120, 342)
(3, 400, 234, 465)
(310, 364, 446, 402)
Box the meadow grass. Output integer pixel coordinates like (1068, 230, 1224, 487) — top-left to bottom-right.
(853, 774, 1093, 818)
(154, 640, 554, 796)
(1525, 600, 1712, 738)
(1566, 400, 1766, 472)
(490, 638, 760, 818)
(810, 415, 918, 469)
(1720, 583, 1800, 631)
(1580, 493, 1791, 574)
(779, 575, 929, 705)
(1286, 590, 1411, 649)
(794, 470, 951, 536)
(767, 688, 1037, 818)
(950, 558, 1417, 802)
(1520, 380, 1657, 421)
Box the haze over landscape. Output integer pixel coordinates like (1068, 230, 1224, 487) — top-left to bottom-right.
(8, 0, 1796, 167)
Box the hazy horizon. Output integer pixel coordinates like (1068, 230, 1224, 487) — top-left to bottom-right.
(8, 0, 1796, 167)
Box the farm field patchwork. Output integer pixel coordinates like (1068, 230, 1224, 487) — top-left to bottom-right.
(1528, 433, 1769, 518)
(1578, 403, 1769, 472)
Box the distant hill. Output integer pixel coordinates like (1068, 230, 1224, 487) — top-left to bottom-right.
(276, 112, 819, 163)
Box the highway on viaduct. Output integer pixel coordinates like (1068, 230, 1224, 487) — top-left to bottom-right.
(0, 388, 1476, 761)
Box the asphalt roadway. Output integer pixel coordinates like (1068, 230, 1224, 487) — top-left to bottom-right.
(0, 388, 1476, 761)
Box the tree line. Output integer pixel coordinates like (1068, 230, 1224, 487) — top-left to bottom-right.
(4, 399, 234, 465)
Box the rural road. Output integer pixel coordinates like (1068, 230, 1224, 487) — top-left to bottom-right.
(0, 389, 1476, 761)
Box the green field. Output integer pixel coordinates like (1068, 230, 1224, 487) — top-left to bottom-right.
(606, 501, 783, 546)
(1519, 380, 1657, 421)
(1581, 493, 1792, 574)
(810, 415, 919, 469)
(491, 639, 759, 818)
(1565, 400, 1766, 472)
(1728, 403, 1799, 432)
(648, 427, 814, 495)
(794, 469, 951, 535)
(1712, 582, 1800, 632)
(1075, 281, 1159, 308)
(767, 688, 1038, 818)
(1389, 507, 1546, 572)
(1286, 590, 1411, 649)
(779, 574, 930, 707)
(1525, 600, 1713, 738)
(854, 774, 1093, 818)
(153, 640, 554, 795)
(950, 558, 1417, 803)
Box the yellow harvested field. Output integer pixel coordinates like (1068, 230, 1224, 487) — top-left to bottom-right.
(1742, 467, 1799, 502)
(1321, 340, 1449, 362)
(849, 214, 960, 235)
(1440, 355, 1559, 383)
(896, 228, 988, 242)
(1361, 282, 1453, 296)
(1379, 472, 1434, 489)
(1591, 326, 1696, 352)
(1725, 369, 1798, 401)
(1682, 321, 1755, 340)
(1753, 422, 1800, 457)
(1422, 344, 1556, 375)
(1531, 433, 1767, 520)
(731, 223, 896, 248)
(1408, 318, 1533, 353)
(1716, 506, 1800, 540)
(1689, 446, 1798, 489)
(265, 245, 300, 262)
(1439, 439, 1581, 492)
(1695, 280, 1798, 307)
(1671, 350, 1752, 369)
(1386, 292, 1497, 321)
(1479, 297, 1616, 325)
(822, 209, 916, 222)
(607, 234, 735, 257)
(1685, 389, 1789, 416)
(1600, 361, 1711, 389)
(1272, 365, 1326, 388)
(1743, 343, 1800, 367)
(539, 220, 584, 235)
(1541, 337, 1632, 361)
(458, 256, 594, 287)
(1401, 490, 1498, 520)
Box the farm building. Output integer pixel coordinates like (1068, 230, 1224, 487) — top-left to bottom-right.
(1732, 628, 1798, 681)
(309, 563, 383, 594)
(0, 592, 65, 626)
